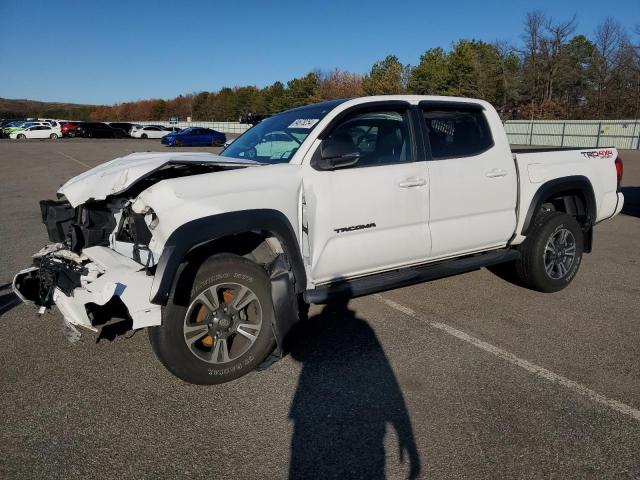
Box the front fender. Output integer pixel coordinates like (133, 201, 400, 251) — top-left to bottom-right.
(150, 209, 306, 305)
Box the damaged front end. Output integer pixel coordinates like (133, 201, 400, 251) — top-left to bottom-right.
(13, 198, 161, 341)
(13, 151, 259, 341)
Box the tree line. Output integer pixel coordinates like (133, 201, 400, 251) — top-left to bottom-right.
(6, 12, 638, 122)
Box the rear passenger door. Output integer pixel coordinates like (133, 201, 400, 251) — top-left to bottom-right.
(420, 102, 517, 259)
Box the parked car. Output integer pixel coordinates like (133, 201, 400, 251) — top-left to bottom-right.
(10, 124, 60, 139)
(0, 119, 25, 129)
(43, 120, 63, 130)
(1, 121, 26, 137)
(108, 122, 135, 136)
(129, 125, 159, 137)
(131, 125, 171, 139)
(161, 127, 226, 146)
(76, 122, 124, 138)
(129, 125, 142, 136)
(61, 122, 81, 137)
(13, 95, 625, 385)
(3, 121, 51, 137)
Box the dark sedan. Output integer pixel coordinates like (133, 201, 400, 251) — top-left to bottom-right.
(76, 122, 125, 138)
(161, 127, 226, 147)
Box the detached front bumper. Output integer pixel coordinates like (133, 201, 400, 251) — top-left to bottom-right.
(13, 246, 161, 333)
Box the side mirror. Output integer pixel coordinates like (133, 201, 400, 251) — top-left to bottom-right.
(312, 138, 360, 170)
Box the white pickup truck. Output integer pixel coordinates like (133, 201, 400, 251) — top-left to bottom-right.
(13, 95, 625, 384)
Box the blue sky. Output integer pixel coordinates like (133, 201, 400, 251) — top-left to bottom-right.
(1, 0, 638, 105)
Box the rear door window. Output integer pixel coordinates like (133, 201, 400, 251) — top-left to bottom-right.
(421, 107, 493, 159)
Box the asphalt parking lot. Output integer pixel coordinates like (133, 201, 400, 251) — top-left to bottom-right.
(0, 138, 639, 479)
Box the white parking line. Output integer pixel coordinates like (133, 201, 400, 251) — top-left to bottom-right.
(56, 151, 91, 169)
(376, 295, 640, 422)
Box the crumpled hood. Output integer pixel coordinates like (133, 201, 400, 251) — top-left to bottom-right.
(58, 151, 260, 206)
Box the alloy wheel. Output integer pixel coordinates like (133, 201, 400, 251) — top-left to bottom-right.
(543, 227, 576, 279)
(183, 282, 262, 364)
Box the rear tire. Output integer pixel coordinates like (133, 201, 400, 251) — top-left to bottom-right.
(141, 133, 148, 139)
(515, 211, 584, 292)
(149, 254, 276, 384)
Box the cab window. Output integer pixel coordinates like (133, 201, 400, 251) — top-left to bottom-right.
(324, 109, 413, 168)
(422, 108, 493, 159)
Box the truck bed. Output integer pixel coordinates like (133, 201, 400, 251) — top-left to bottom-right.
(511, 146, 621, 242)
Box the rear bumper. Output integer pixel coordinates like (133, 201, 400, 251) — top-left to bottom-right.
(13, 246, 161, 332)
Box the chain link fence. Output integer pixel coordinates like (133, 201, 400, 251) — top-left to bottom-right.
(505, 119, 640, 150)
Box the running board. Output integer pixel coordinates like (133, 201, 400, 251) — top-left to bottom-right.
(303, 249, 520, 304)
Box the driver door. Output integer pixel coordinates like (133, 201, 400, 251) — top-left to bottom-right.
(303, 105, 431, 284)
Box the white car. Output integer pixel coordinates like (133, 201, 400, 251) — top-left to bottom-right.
(13, 95, 625, 385)
(44, 120, 63, 130)
(129, 125, 144, 136)
(131, 126, 169, 139)
(10, 124, 61, 139)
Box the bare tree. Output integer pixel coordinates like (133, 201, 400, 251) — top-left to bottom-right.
(494, 40, 519, 112)
(593, 17, 626, 116)
(539, 14, 577, 103)
(628, 25, 640, 120)
(521, 11, 547, 118)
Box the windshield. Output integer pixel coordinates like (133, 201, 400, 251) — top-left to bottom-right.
(221, 100, 345, 164)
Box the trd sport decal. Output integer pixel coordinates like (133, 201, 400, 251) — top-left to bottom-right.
(334, 223, 377, 234)
(580, 149, 614, 159)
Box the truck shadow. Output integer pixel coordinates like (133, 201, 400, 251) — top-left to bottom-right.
(621, 187, 640, 218)
(285, 298, 421, 479)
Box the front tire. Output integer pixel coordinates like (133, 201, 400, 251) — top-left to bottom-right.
(515, 211, 584, 292)
(17, 134, 26, 140)
(149, 254, 275, 384)
(50, 133, 59, 140)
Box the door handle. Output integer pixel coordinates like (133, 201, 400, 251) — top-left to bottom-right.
(398, 177, 426, 188)
(485, 169, 508, 178)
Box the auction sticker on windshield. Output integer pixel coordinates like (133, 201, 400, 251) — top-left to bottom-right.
(288, 119, 320, 129)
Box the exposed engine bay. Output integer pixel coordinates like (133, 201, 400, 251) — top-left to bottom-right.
(13, 157, 254, 338)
